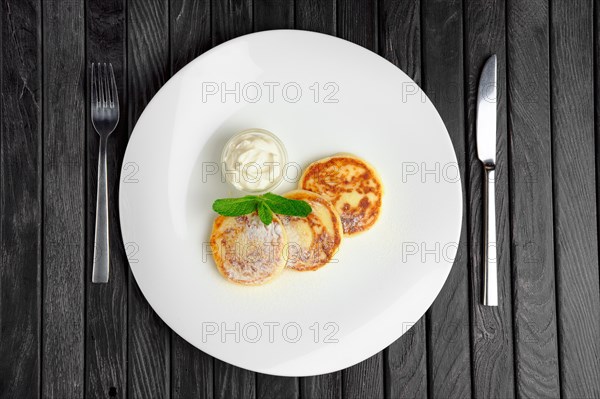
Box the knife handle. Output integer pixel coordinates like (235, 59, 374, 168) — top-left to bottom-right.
(482, 163, 498, 306)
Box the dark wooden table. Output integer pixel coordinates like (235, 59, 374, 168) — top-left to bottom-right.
(2, 0, 600, 398)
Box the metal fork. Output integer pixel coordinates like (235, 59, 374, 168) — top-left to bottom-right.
(91, 63, 120, 283)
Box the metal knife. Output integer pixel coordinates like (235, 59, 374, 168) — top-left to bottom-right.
(477, 54, 498, 306)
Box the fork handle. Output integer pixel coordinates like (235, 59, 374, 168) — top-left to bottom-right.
(482, 164, 498, 306)
(92, 136, 110, 283)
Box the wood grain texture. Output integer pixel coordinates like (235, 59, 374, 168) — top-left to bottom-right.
(384, 322, 427, 399)
(295, 0, 335, 35)
(171, 333, 213, 399)
(169, 1, 214, 398)
(254, 0, 294, 31)
(170, 0, 212, 74)
(301, 373, 341, 399)
(464, 0, 515, 398)
(378, 0, 427, 398)
(211, 1, 256, 397)
(421, 0, 472, 397)
(256, 374, 299, 399)
(597, 3, 600, 379)
(597, 0, 600, 272)
(127, 0, 171, 398)
(212, 0, 253, 46)
(550, 0, 600, 397)
(0, 0, 41, 398)
(337, 2, 384, 397)
(507, 0, 560, 397)
(293, 3, 341, 398)
(42, 0, 85, 397)
(337, 0, 375, 51)
(214, 359, 255, 399)
(378, 0, 420, 86)
(85, 0, 128, 397)
(344, 354, 384, 399)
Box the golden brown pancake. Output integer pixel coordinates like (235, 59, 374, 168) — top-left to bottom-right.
(279, 190, 343, 271)
(210, 212, 288, 285)
(299, 154, 383, 236)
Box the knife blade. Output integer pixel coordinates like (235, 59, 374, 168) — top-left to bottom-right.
(476, 54, 498, 306)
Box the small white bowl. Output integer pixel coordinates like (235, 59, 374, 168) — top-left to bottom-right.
(220, 128, 288, 194)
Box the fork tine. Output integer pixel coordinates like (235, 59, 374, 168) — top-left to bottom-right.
(91, 63, 97, 108)
(103, 63, 109, 106)
(102, 63, 108, 106)
(97, 63, 104, 106)
(108, 63, 118, 108)
(102, 63, 110, 107)
(105, 63, 112, 106)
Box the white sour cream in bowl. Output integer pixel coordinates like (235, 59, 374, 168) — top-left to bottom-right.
(221, 128, 288, 194)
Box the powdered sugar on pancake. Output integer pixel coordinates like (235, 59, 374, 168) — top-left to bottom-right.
(210, 213, 288, 285)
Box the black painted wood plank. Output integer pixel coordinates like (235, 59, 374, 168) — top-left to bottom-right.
(295, 0, 335, 35)
(421, 0, 472, 397)
(252, 1, 300, 398)
(169, 0, 214, 398)
(337, 2, 385, 399)
(378, 1, 427, 398)
(212, 0, 253, 47)
(255, 0, 294, 32)
(338, 0, 375, 51)
(41, 0, 85, 397)
(550, 0, 600, 397)
(171, 332, 213, 399)
(344, 353, 385, 399)
(256, 374, 298, 399)
(294, 2, 341, 397)
(507, 0, 560, 397)
(384, 322, 427, 399)
(379, 0, 421, 85)
(127, 0, 171, 397)
(213, 362, 255, 399)
(464, 0, 515, 398)
(597, 1, 600, 381)
(211, 1, 256, 397)
(0, 0, 42, 398)
(301, 372, 341, 399)
(170, 0, 212, 75)
(85, 0, 128, 397)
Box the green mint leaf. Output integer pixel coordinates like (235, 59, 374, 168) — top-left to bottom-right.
(212, 196, 259, 216)
(261, 192, 312, 217)
(257, 201, 273, 225)
(211, 192, 311, 225)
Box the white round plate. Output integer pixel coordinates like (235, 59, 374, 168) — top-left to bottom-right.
(120, 30, 462, 376)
